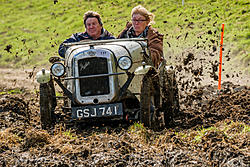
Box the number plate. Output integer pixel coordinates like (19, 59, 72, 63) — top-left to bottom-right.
(72, 103, 123, 119)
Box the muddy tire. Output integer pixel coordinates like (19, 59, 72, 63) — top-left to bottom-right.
(140, 69, 160, 129)
(162, 68, 180, 127)
(39, 80, 56, 129)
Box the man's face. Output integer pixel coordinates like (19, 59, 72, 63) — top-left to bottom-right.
(85, 17, 102, 39)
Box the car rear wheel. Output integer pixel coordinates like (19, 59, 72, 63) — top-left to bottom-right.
(162, 68, 180, 127)
(39, 80, 56, 129)
(140, 69, 160, 129)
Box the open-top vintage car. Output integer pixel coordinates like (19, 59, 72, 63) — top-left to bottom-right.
(36, 38, 179, 129)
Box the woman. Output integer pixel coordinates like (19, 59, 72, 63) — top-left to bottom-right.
(118, 5, 164, 67)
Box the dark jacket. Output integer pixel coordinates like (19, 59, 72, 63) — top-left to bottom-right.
(58, 28, 115, 57)
(118, 23, 164, 67)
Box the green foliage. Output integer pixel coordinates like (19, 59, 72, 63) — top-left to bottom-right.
(55, 91, 63, 97)
(128, 122, 154, 143)
(0, 88, 24, 95)
(129, 122, 146, 133)
(0, 0, 249, 69)
(242, 124, 250, 133)
(192, 121, 250, 143)
(63, 129, 77, 140)
(193, 126, 218, 143)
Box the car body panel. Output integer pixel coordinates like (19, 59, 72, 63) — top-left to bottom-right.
(64, 39, 148, 105)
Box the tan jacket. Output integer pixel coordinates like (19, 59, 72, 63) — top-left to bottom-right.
(118, 22, 164, 67)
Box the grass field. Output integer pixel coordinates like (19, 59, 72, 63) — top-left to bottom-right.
(0, 0, 249, 73)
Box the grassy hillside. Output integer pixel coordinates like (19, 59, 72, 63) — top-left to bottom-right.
(0, 0, 249, 73)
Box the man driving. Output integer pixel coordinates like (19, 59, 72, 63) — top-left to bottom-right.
(58, 11, 115, 57)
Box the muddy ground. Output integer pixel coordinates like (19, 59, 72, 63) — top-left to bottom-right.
(0, 64, 249, 167)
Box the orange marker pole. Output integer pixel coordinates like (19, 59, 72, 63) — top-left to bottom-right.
(218, 23, 224, 90)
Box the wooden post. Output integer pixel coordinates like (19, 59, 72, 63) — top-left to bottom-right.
(218, 23, 225, 90)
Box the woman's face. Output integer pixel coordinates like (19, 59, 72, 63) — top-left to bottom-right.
(132, 14, 149, 35)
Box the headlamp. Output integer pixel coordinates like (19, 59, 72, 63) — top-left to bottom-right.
(51, 63, 65, 77)
(118, 56, 132, 70)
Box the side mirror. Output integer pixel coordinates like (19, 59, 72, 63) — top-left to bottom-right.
(36, 68, 51, 83)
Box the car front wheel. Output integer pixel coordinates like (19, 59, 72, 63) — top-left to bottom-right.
(39, 80, 56, 129)
(140, 68, 160, 129)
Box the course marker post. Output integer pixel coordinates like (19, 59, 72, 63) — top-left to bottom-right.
(218, 23, 224, 90)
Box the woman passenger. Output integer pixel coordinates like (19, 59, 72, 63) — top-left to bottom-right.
(118, 5, 164, 67)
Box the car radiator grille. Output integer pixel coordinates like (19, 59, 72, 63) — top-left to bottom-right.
(78, 57, 110, 96)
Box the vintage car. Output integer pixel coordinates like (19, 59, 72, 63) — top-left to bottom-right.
(36, 38, 179, 129)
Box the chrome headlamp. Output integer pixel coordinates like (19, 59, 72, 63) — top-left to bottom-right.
(51, 63, 65, 77)
(118, 56, 132, 70)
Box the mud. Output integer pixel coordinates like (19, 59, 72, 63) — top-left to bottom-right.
(0, 67, 249, 167)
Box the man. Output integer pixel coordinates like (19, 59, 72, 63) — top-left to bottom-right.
(58, 11, 115, 57)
